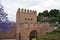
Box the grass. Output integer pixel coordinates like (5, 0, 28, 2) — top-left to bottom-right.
(37, 28, 60, 40)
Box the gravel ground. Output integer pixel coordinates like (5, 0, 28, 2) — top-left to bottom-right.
(0, 39, 16, 40)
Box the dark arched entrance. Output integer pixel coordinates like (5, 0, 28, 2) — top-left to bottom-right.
(29, 30, 38, 40)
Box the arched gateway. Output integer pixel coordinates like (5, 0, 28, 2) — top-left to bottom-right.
(16, 8, 53, 40)
(29, 30, 38, 40)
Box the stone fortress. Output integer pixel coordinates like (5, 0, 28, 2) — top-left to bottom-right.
(0, 8, 54, 40)
(16, 8, 54, 40)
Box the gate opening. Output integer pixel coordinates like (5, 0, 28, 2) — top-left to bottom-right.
(29, 30, 38, 40)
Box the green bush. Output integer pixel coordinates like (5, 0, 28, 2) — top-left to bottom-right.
(37, 28, 60, 40)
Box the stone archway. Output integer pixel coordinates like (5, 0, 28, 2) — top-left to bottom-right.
(29, 30, 38, 40)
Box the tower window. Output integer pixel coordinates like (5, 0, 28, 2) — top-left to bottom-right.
(28, 19, 30, 20)
(25, 18, 27, 20)
(31, 19, 32, 20)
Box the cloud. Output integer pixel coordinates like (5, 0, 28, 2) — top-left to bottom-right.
(21, 0, 40, 7)
(1, 0, 60, 21)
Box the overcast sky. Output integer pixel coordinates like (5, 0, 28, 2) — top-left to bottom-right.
(1, 0, 60, 22)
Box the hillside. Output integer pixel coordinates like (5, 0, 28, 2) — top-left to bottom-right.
(37, 27, 60, 40)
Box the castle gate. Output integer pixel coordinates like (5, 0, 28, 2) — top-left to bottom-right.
(16, 8, 53, 40)
(29, 30, 38, 40)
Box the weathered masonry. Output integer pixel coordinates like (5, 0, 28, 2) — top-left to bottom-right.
(16, 8, 53, 40)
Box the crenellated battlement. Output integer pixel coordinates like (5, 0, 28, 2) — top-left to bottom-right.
(18, 8, 37, 14)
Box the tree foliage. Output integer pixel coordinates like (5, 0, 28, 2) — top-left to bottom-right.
(0, 4, 8, 22)
(37, 9, 60, 24)
(0, 3, 13, 32)
(49, 9, 59, 17)
(42, 10, 49, 17)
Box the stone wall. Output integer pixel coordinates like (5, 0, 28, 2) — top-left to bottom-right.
(16, 22, 54, 40)
(0, 23, 16, 39)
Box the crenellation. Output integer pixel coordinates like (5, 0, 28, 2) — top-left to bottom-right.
(19, 8, 37, 14)
(18, 8, 20, 11)
(33, 10, 35, 13)
(34, 11, 37, 13)
(21, 8, 23, 12)
(29, 10, 32, 13)
(24, 9, 26, 12)
(27, 9, 29, 13)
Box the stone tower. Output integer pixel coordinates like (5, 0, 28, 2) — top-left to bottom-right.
(16, 8, 53, 40)
(16, 8, 37, 23)
(16, 8, 41, 40)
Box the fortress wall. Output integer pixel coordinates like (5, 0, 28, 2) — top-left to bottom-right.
(0, 24, 16, 39)
(20, 22, 54, 35)
(16, 22, 54, 40)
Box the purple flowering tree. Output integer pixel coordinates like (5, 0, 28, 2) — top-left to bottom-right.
(0, 2, 11, 32)
(0, 4, 8, 22)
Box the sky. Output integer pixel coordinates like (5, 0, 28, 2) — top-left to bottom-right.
(1, 0, 60, 22)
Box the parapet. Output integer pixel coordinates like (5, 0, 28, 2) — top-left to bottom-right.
(18, 8, 37, 14)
